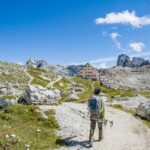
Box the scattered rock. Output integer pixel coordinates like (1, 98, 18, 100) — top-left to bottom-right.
(6, 134, 9, 138)
(0, 84, 22, 97)
(0, 98, 18, 108)
(10, 134, 17, 138)
(66, 94, 79, 101)
(112, 96, 149, 108)
(23, 85, 60, 105)
(99, 65, 150, 90)
(137, 101, 150, 121)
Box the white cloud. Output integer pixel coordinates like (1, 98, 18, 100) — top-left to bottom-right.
(95, 10, 150, 28)
(92, 62, 108, 69)
(129, 42, 145, 52)
(110, 32, 121, 49)
(99, 63, 107, 68)
(67, 56, 117, 66)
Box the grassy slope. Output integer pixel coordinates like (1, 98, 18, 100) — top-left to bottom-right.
(54, 76, 150, 103)
(0, 104, 62, 149)
(27, 67, 51, 87)
(0, 62, 30, 90)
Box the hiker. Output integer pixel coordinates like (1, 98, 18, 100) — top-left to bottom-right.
(88, 88, 105, 147)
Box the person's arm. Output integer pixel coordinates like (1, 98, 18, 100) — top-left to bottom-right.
(99, 98, 105, 119)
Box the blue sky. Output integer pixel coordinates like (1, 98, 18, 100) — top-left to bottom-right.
(0, 0, 150, 68)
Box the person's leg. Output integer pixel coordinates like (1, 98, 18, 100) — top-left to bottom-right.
(98, 121, 103, 141)
(89, 119, 96, 147)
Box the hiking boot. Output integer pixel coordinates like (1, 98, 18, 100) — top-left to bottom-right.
(98, 135, 103, 141)
(89, 144, 93, 148)
(98, 132, 103, 141)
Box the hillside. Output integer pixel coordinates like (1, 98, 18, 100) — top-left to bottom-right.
(0, 60, 150, 149)
(99, 65, 150, 90)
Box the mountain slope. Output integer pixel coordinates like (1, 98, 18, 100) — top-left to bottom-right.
(99, 65, 150, 90)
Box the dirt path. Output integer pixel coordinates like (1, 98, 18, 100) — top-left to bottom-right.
(39, 103, 150, 150)
(46, 76, 62, 88)
(25, 70, 34, 85)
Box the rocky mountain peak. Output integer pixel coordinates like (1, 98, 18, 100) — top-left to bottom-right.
(117, 54, 131, 67)
(117, 54, 150, 67)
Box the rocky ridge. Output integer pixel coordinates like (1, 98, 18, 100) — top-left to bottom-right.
(117, 54, 150, 67)
(99, 64, 150, 90)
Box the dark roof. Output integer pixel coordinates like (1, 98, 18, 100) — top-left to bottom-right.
(78, 63, 97, 72)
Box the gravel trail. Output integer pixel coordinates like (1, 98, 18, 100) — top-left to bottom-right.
(39, 102, 150, 150)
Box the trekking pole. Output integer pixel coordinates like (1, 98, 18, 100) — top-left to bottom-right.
(90, 118, 113, 127)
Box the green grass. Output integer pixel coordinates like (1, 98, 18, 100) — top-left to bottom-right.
(0, 104, 62, 149)
(58, 93, 70, 104)
(143, 120, 150, 128)
(2, 96, 16, 100)
(112, 104, 137, 115)
(72, 77, 94, 102)
(94, 82, 136, 98)
(55, 77, 149, 103)
(27, 67, 50, 87)
(0, 62, 30, 90)
(53, 77, 71, 90)
(55, 77, 136, 103)
(140, 91, 150, 98)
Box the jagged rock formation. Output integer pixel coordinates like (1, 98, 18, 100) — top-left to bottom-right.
(117, 54, 132, 67)
(117, 54, 150, 67)
(137, 101, 150, 121)
(26, 58, 48, 68)
(99, 65, 150, 90)
(132, 57, 146, 67)
(23, 85, 60, 105)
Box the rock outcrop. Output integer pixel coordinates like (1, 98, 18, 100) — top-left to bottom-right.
(0, 98, 18, 108)
(131, 57, 150, 67)
(26, 58, 48, 68)
(117, 54, 131, 67)
(99, 65, 150, 90)
(23, 85, 60, 105)
(137, 101, 150, 121)
(0, 84, 22, 97)
(117, 54, 150, 67)
(66, 94, 79, 101)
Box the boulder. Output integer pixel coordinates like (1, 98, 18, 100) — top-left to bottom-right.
(0, 98, 17, 108)
(137, 101, 150, 121)
(66, 94, 79, 101)
(23, 85, 60, 105)
(117, 54, 131, 67)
